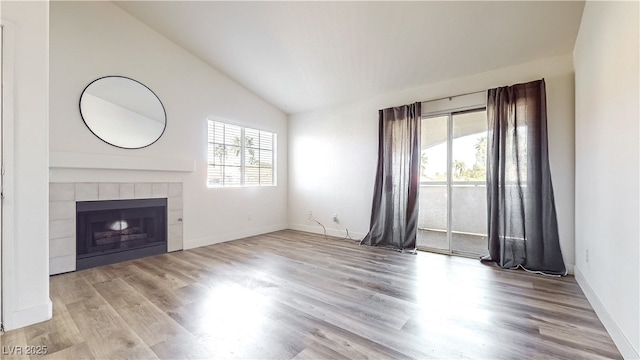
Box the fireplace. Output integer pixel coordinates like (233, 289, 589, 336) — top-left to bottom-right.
(76, 198, 167, 270)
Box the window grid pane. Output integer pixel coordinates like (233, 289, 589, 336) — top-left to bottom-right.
(244, 148, 258, 167)
(245, 166, 260, 186)
(224, 124, 241, 145)
(207, 165, 223, 187)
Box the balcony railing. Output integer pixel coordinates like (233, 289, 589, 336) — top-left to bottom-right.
(418, 182, 488, 256)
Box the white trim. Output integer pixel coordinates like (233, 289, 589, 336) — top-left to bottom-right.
(50, 151, 195, 172)
(564, 263, 574, 275)
(0, 18, 15, 332)
(183, 223, 288, 250)
(4, 301, 52, 332)
(288, 223, 366, 241)
(574, 265, 639, 359)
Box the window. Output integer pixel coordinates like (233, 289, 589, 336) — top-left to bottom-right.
(207, 120, 276, 187)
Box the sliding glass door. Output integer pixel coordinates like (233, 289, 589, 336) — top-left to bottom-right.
(418, 109, 488, 257)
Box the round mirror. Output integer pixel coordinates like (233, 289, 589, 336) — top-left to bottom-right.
(79, 76, 166, 149)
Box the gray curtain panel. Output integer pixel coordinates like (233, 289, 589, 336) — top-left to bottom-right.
(361, 102, 421, 251)
(485, 79, 566, 275)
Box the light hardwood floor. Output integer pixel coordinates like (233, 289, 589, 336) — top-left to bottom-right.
(0, 230, 621, 359)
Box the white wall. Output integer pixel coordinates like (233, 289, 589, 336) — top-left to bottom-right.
(50, 2, 288, 250)
(573, 2, 640, 358)
(1, 1, 52, 330)
(289, 54, 576, 271)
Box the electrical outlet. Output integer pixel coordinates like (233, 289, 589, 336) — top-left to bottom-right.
(586, 249, 589, 264)
(307, 211, 313, 219)
(332, 214, 338, 223)
(247, 213, 252, 221)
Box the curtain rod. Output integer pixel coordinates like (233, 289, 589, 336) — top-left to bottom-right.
(422, 89, 486, 104)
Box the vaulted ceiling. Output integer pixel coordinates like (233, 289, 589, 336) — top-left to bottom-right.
(115, 1, 585, 114)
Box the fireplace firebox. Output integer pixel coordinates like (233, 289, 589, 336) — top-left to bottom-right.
(76, 198, 167, 270)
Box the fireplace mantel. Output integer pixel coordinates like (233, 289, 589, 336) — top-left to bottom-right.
(50, 151, 195, 172)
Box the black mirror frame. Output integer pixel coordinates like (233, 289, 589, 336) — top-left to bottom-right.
(79, 75, 167, 149)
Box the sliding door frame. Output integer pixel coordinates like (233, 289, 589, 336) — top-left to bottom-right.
(419, 105, 487, 258)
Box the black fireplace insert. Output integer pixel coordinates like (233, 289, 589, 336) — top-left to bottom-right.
(76, 198, 167, 270)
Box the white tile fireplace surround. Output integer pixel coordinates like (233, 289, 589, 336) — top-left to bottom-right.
(49, 182, 183, 275)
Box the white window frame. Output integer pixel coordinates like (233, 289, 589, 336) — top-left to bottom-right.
(207, 118, 277, 188)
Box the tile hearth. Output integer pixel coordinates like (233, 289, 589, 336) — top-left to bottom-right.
(49, 182, 183, 275)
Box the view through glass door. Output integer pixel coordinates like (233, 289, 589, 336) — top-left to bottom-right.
(418, 109, 488, 257)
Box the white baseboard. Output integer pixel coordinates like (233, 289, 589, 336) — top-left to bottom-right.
(574, 265, 639, 359)
(183, 223, 288, 250)
(288, 223, 366, 240)
(4, 300, 53, 332)
(565, 263, 574, 275)
(289, 226, 576, 277)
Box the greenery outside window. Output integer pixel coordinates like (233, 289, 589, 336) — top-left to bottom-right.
(207, 120, 276, 187)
